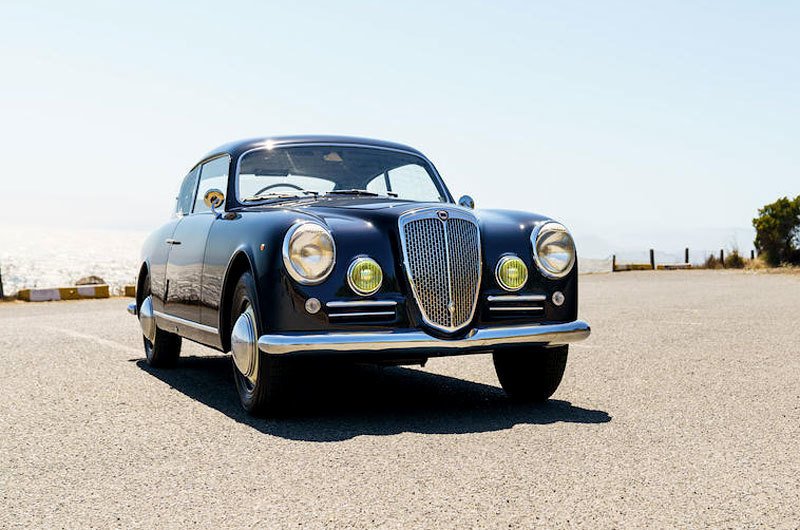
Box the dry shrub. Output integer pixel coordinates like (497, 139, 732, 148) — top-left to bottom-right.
(724, 250, 746, 269)
(704, 254, 722, 269)
(745, 255, 769, 270)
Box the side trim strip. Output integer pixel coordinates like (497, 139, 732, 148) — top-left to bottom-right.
(154, 310, 218, 334)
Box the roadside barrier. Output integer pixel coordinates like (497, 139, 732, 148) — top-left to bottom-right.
(656, 264, 692, 270)
(17, 285, 110, 302)
(124, 285, 136, 297)
(612, 263, 654, 271)
(613, 248, 757, 272)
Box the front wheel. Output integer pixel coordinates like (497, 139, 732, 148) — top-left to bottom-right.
(139, 276, 181, 367)
(230, 272, 289, 416)
(493, 345, 568, 402)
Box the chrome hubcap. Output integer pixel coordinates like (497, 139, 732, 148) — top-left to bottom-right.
(139, 296, 156, 343)
(231, 305, 258, 386)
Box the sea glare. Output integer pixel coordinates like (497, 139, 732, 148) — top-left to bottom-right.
(0, 225, 611, 296)
(0, 226, 146, 296)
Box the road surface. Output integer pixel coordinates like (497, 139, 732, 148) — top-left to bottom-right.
(2, 270, 799, 528)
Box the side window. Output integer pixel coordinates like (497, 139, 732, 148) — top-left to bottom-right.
(387, 164, 443, 202)
(175, 167, 199, 216)
(193, 156, 230, 213)
(366, 173, 389, 195)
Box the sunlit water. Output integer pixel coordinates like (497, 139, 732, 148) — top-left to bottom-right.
(0, 226, 146, 296)
(0, 226, 611, 296)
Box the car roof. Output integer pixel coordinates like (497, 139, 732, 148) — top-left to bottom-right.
(202, 135, 427, 162)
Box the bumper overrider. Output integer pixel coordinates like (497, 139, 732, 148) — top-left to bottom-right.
(257, 320, 590, 357)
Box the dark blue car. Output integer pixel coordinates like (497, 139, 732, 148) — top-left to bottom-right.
(129, 136, 590, 415)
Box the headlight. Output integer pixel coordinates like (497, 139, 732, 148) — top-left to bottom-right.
(495, 255, 528, 291)
(532, 222, 576, 278)
(282, 222, 335, 285)
(347, 257, 383, 296)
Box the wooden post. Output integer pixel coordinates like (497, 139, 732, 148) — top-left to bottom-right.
(750, 249, 755, 260)
(685, 248, 689, 264)
(649, 249, 655, 270)
(0, 264, 4, 299)
(720, 249, 725, 268)
(612, 255, 616, 272)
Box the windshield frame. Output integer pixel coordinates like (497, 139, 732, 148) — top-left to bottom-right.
(232, 143, 453, 207)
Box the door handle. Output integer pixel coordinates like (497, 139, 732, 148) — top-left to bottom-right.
(165, 239, 181, 245)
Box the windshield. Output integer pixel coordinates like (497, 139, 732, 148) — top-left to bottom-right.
(237, 146, 448, 203)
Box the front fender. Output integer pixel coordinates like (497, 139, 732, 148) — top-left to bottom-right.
(474, 209, 579, 324)
(258, 211, 410, 333)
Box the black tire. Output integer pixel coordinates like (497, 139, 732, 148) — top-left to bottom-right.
(493, 345, 568, 402)
(140, 275, 181, 368)
(230, 272, 289, 416)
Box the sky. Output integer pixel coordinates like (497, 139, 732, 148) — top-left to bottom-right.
(1, 0, 798, 259)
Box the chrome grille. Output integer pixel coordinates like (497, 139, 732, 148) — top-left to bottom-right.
(399, 208, 481, 332)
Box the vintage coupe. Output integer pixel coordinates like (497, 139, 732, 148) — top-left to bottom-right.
(129, 136, 590, 415)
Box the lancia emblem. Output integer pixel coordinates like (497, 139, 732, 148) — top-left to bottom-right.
(437, 210, 449, 222)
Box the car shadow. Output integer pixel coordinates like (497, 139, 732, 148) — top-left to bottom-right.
(135, 355, 611, 442)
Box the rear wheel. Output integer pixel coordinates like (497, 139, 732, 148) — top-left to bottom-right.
(230, 272, 289, 416)
(139, 274, 181, 367)
(493, 345, 568, 402)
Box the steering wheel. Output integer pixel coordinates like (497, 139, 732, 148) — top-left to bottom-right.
(254, 182, 305, 196)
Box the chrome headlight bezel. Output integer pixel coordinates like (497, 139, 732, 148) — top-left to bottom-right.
(531, 222, 576, 279)
(495, 255, 529, 292)
(282, 222, 336, 285)
(347, 257, 383, 296)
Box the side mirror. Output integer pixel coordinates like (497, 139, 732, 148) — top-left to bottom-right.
(204, 189, 225, 216)
(458, 195, 475, 209)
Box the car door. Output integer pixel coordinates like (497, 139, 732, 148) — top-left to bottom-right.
(164, 155, 230, 325)
(148, 167, 199, 313)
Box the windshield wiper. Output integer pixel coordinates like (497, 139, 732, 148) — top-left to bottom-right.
(325, 189, 398, 198)
(242, 191, 319, 202)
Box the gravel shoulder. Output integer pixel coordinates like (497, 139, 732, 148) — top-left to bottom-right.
(1, 270, 799, 528)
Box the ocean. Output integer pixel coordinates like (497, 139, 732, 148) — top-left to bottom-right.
(0, 226, 147, 296)
(0, 226, 611, 296)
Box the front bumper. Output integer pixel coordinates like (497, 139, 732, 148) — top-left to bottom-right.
(257, 320, 590, 357)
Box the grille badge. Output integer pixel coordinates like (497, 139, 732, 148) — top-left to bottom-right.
(437, 210, 449, 222)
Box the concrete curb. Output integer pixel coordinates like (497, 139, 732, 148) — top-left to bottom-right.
(657, 264, 693, 270)
(124, 285, 136, 298)
(613, 264, 653, 272)
(613, 263, 694, 272)
(17, 285, 110, 302)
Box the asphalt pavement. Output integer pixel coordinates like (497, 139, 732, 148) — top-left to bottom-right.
(1, 270, 799, 528)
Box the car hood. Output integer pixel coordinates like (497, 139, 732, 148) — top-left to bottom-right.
(288, 197, 550, 230)
(241, 196, 552, 240)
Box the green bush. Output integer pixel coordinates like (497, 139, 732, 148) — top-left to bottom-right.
(753, 196, 800, 266)
(724, 250, 745, 269)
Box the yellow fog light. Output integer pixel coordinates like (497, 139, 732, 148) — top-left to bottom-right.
(348, 257, 383, 296)
(495, 255, 528, 292)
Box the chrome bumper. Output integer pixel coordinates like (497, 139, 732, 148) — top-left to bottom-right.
(257, 320, 590, 356)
